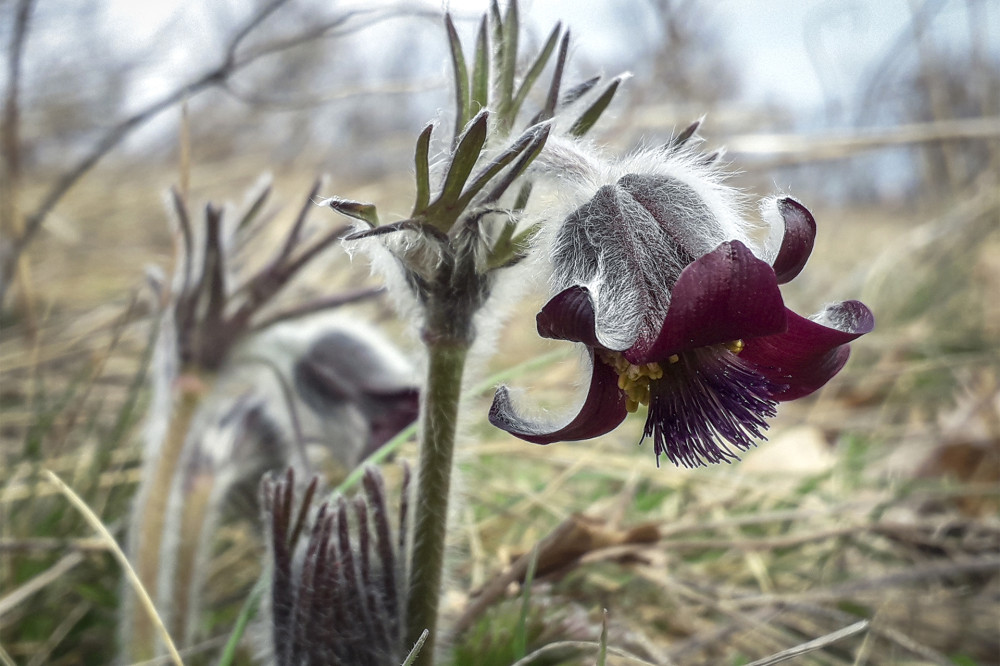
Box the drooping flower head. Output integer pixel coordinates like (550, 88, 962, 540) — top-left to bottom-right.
(490, 126, 874, 467)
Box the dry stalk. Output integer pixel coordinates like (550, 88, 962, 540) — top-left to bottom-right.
(743, 620, 869, 666)
(41, 469, 183, 666)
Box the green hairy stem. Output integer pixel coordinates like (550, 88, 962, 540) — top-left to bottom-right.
(405, 336, 470, 665)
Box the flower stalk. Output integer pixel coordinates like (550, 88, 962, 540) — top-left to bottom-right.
(405, 335, 469, 663)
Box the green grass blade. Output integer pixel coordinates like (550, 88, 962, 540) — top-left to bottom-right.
(513, 546, 539, 660)
(468, 347, 571, 396)
(331, 421, 417, 496)
(215, 572, 269, 666)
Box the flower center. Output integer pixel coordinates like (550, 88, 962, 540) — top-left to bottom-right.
(598, 341, 745, 414)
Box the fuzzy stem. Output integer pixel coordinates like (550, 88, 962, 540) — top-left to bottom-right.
(126, 372, 206, 660)
(405, 336, 469, 665)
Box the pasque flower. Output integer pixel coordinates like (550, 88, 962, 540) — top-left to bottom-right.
(489, 135, 874, 467)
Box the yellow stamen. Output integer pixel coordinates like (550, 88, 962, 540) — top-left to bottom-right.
(725, 339, 745, 354)
(599, 350, 663, 411)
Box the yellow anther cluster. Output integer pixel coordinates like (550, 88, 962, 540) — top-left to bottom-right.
(598, 350, 669, 413)
(725, 339, 745, 354)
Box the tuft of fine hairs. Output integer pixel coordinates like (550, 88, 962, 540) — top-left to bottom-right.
(262, 465, 411, 666)
(528, 121, 776, 353)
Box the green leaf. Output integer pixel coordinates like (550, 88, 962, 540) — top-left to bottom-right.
(512, 180, 532, 211)
(445, 13, 471, 142)
(432, 109, 489, 222)
(455, 122, 546, 211)
(561, 75, 600, 107)
(534, 30, 569, 124)
(488, 221, 540, 271)
(509, 23, 562, 124)
(325, 197, 380, 228)
(490, 0, 505, 88)
(483, 122, 550, 203)
(471, 15, 490, 113)
(497, 0, 519, 119)
(412, 124, 433, 216)
(671, 118, 702, 149)
(569, 75, 624, 137)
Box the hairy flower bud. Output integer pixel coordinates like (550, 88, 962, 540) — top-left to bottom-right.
(491, 129, 874, 467)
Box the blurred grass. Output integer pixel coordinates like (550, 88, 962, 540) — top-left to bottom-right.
(2, 151, 999, 665)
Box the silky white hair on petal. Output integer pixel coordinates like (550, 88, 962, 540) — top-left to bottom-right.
(758, 194, 789, 265)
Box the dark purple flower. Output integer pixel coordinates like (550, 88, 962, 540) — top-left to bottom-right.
(489, 160, 873, 467)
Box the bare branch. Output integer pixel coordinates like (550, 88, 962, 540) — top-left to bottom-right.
(726, 116, 1000, 165)
(1, 2, 436, 308)
(0, 0, 36, 307)
(250, 286, 386, 332)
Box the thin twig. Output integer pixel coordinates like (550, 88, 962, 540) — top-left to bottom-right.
(42, 469, 184, 666)
(249, 286, 385, 332)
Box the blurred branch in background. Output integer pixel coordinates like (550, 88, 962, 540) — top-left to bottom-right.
(0, 0, 437, 314)
(725, 115, 1000, 168)
(0, 0, 36, 329)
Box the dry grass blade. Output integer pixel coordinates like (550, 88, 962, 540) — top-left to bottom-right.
(742, 620, 869, 666)
(508, 640, 660, 666)
(0, 641, 17, 666)
(41, 469, 183, 666)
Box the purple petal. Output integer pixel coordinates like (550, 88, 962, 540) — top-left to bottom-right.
(741, 300, 874, 400)
(489, 349, 627, 444)
(771, 198, 817, 284)
(627, 241, 787, 364)
(536, 285, 605, 348)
